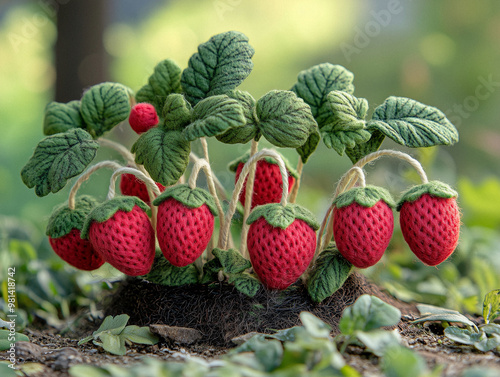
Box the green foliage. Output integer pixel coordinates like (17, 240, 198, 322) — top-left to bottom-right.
(153, 184, 218, 215)
(246, 203, 320, 230)
(367, 96, 459, 148)
(45, 195, 98, 238)
(396, 181, 458, 210)
(132, 127, 191, 186)
(320, 91, 371, 156)
(415, 290, 500, 352)
(142, 256, 199, 286)
(78, 314, 158, 356)
(43, 100, 84, 136)
(183, 95, 246, 141)
(228, 273, 261, 298)
(20, 128, 99, 197)
(307, 245, 353, 303)
(337, 295, 402, 355)
(0, 329, 29, 351)
(181, 31, 255, 105)
(256, 90, 318, 150)
(212, 248, 251, 274)
(80, 82, 132, 139)
(333, 185, 395, 209)
(136, 59, 182, 114)
(161, 93, 192, 131)
(382, 345, 441, 377)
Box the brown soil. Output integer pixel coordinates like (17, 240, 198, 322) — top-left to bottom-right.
(2, 275, 499, 376)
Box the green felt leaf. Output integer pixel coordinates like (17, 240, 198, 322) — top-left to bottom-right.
(356, 329, 401, 357)
(339, 295, 401, 335)
(94, 314, 130, 336)
(96, 332, 126, 355)
(80, 82, 131, 138)
(296, 126, 320, 163)
(367, 96, 459, 148)
(396, 181, 458, 211)
(291, 63, 355, 127)
(212, 248, 251, 274)
(161, 94, 192, 131)
(181, 31, 254, 105)
(334, 185, 395, 209)
(256, 90, 317, 149)
(136, 59, 182, 114)
(382, 345, 427, 377)
(183, 95, 246, 141)
(444, 327, 485, 346)
(21, 128, 99, 197)
(153, 184, 218, 215)
(228, 272, 261, 298)
(227, 151, 298, 178)
(43, 100, 84, 136)
(321, 91, 371, 156)
(307, 246, 354, 303)
(246, 203, 320, 230)
(345, 129, 385, 164)
(299, 312, 332, 339)
(132, 127, 191, 187)
(121, 326, 159, 345)
(142, 256, 199, 286)
(483, 289, 500, 324)
(216, 90, 259, 144)
(0, 330, 29, 351)
(46, 195, 98, 238)
(80, 196, 149, 239)
(200, 258, 223, 284)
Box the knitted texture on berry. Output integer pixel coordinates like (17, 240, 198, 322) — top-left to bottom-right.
(120, 173, 165, 204)
(88, 206, 155, 276)
(156, 198, 214, 267)
(129, 103, 159, 134)
(49, 229, 105, 271)
(247, 218, 316, 290)
(399, 194, 460, 266)
(235, 160, 295, 208)
(333, 201, 394, 268)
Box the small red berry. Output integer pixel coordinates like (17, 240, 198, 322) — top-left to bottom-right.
(129, 103, 159, 134)
(120, 173, 165, 205)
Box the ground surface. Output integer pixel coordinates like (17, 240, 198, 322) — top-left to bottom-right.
(2, 276, 499, 376)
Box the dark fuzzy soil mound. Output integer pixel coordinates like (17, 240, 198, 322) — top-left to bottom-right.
(105, 272, 416, 346)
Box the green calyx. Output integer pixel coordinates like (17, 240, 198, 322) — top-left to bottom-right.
(227, 152, 299, 178)
(80, 196, 149, 239)
(246, 203, 320, 230)
(396, 181, 458, 211)
(334, 185, 395, 209)
(46, 195, 99, 239)
(152, 184, 218, 216)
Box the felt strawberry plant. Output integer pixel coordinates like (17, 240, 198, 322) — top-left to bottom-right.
(21, 30, 460, 304)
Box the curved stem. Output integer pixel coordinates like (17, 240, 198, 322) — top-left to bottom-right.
(107, 167, 162, 230)
(354, 149, 428, 184)
(289, 157, 303, 203)
(200, 137, 210, 163)
(186, 158, 225, 239)
(98, 138, 136, 166)
(240, 139, 259, 258)
(189, 152, 227, 201)
(218, 149, 289, 251)
(68, 161, 124, 210)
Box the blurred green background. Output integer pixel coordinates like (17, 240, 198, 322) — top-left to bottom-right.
(1, 0, 499, 321)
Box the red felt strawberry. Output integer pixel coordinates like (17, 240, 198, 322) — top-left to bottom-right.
(333, 186, 395, 269)
(229, 153, 297, 209)
(81, 196, 155, 276)
(397, 181, 460, 266)
(46, 196, 104, 271)
(246, 203, 319, 289)
(129, 103, 159, 134)
(120, 172, 165, 204)
(153, 184, 218, 267)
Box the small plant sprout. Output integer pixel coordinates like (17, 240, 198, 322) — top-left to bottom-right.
(21, 31, 460, 306)
(78, 314, 158, 356)
(414, 289, 500, 352)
